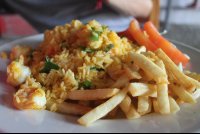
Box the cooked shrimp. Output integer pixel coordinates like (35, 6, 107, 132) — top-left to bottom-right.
(13, 86, 46, 110)
(10, 45, 32, 65)
(10, 45, 32, 61)
(7, 55, 31, 87)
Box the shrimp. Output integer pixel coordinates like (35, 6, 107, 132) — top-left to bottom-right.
(13, 83, 46, 110)
(7, 55, 31, 87)
(10, 45, 32, 61)
(10, 45, 32, 65)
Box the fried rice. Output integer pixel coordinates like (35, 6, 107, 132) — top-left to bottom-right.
(8, 19, 140, 111)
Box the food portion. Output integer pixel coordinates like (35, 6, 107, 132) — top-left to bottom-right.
(3, 19, 200, 126)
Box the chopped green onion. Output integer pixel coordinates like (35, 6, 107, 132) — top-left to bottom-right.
(90, 67, 97, 70)
(97, 68, 104, 71)
(78, 46, 100, 52)
(103, 44, 114, 52)
(60, 43, 64, 47)
(28, 51, 34, 57)
(78, 45, 86, 50)
(15, 58, 19, 62)
(84, 81, 91, 87)
(89, 31, 101, 41)
(131, 61, 134, 64)
(79, 81, 91, 90)
(39, 56, 60, 74)
(90, 67, 104, 71)
(102, 26, 108, 31)
(85, 49, 99, 52)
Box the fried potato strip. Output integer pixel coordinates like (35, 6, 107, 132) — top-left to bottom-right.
(128, 51, 169, 84)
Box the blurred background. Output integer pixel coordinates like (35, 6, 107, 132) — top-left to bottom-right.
(0, 0, 200, 49)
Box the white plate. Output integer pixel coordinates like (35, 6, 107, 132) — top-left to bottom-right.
(0, 34, 200, 133)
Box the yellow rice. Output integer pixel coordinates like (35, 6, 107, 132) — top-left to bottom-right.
(10, 20, 140, 110)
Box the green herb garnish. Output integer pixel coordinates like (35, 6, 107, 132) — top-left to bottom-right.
(90, 67, 97, 70)
(103, 44, 114, 52)
(79, 81, 91, 90)
(39, 56, 60, 73)
(60, 43, 64, 47)
(89, 27, 101, 41)
(15, 58, 19, 62)
(84, 81, 91, 87)
(90, 67, 104, 71)
(131, 61, 134, 64)
(89, 31, 101, 41)
(28, 51, 34, 57)
(97, 68, 104, 71)
(102, 26, 108, 31)
(78, 45, 100, 52)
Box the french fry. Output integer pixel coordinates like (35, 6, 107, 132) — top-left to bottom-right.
(93, 99, 107, 107)
(111, 73, 130, 88)
(168, 87, 178, 99)
(135, 46, 146, 54)
(167, 70, 175, 81)
(78, 100, 93, 107)
(130, 62, 140, 71)
(119, 95, 132, 113)
(106, 76, 115, 88)
(155, 48, 196, 93)
(93, 99, 107, 119)
(46, 99, 93, 116)
(140, 97, 152, 115)
(152, 98, 160, 113)
(106, 106, 119, 119)
(186, 72, 197, 77)
(123, 63, 142, 79)
(78, 85, 129, 126)
(142, 51, 158, 59)
(190, 74, 200, 81)
(192, 89, 200, 100)
(186, 76, 200, 99)
(125, 104, 141, 119)
(128, 83, 157, 97)
(176, 98, 184, 104)
(128, 51, 169, 84)
(138, 69, 153, 81)
(155, 60, 170, 115)
(137, 96, 149, 114)
(67, 88, 120, 100)
(169, 96, 180, 114)
(168, 80, 196, 104)
(183, 70, 191, 75)
(157, 83, 170, 114)
(186, 76, 200, 89)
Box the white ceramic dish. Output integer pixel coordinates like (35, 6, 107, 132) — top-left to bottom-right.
(0, 34, 200, 133)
